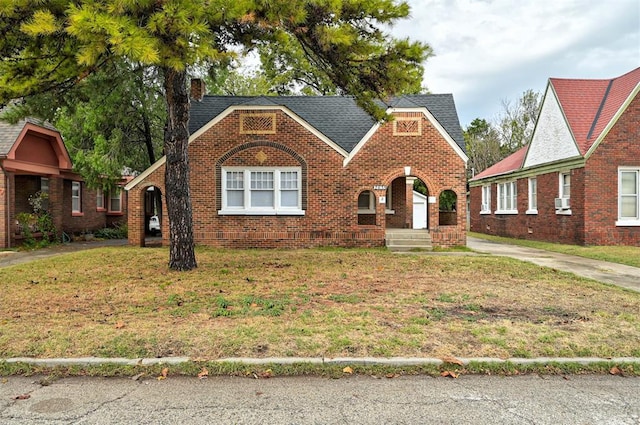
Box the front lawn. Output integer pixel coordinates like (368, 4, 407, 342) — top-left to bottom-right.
(1, 246, 639, 360)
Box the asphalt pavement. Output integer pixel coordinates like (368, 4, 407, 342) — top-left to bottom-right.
(1, 374, 639, 424)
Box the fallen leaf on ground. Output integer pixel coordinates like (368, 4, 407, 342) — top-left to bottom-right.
(115, 321, 125, 329)
(440, 370, 459, 378)
(257, 369, 272, 379)
(441, 356, 464, 366)
(131, 373, 145, 381)
(157, 367, 169, 380)
(14, 394, 30, 400)
(198, 368, 209, 379)
(343, 366, 354, 374)
(385, 373, 399, 379)
(609, 366, 624, 376)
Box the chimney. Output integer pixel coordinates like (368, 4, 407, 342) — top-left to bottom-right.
(190, 79, 206, 101)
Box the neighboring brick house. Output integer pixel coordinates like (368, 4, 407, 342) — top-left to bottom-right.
(469, 67, 640, 246)
(125, 84, 468, 249)
(0, 116, 128, 248)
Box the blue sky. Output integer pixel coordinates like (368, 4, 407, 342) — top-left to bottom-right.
(392, 0, 640, 127)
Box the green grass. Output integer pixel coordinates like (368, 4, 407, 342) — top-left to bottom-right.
(469, 232, 640, 268)
(0, 246, 639, 361)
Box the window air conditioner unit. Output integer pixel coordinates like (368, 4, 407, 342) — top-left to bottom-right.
(555, 197, 570, 210)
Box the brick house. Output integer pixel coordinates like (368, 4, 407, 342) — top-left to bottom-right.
(469, 67, 640, 246)
(0, 116, 128, 248)
(125, 84, 468, 249)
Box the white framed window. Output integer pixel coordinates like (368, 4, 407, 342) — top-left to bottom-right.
(556, 172, 572, 214)
(108, 189, 122, 213)
(480, 185, 491, 214)
(40, 177, 49, 194)
(96, 188, 105, 210)
(220, 167, 303, 215)
(71, 181, 82, 214)
(527, 178, 537, 214)
(617, 167, 640, 226)
(496, 181, 517, 214)
(358, 190, 375, 214)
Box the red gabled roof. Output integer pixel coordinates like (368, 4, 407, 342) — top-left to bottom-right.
(471, 145, 529, 181)
(550, 67, 640, 155)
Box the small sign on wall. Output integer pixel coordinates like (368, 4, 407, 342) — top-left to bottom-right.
(428, 196, 436, 204)
(379, 196, 386, 204)
(373, 185, 387, 190)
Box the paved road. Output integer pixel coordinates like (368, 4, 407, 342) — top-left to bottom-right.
(467, 237, 640, 293)
(1, 374, 638, 424)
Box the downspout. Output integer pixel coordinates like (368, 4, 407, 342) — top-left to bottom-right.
(0, 161, 10, 249)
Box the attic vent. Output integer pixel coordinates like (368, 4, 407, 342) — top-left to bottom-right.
(240, 113, 276, 135)
(393, 117, 422, 136)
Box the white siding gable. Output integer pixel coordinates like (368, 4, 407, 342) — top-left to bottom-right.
(523, 85, 580, 168)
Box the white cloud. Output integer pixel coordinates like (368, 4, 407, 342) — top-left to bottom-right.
(393, 0, 640, 125)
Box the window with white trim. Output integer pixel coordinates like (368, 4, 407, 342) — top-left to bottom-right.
(560, 172, 570, 199)
(220, 167, 303, 215)
(358, 190, 375, 214)
(108, 189, 122, 213)
(480, 185, 491, 213)
(527, 178, 537, 213)
(496, 181, 517, 213)
(96, 188, 105, 210)
(71, 181, 82, 214)
(617, 167, 640, 226)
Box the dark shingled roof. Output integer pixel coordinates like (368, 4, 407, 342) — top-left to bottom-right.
(189, 95, 465, 154)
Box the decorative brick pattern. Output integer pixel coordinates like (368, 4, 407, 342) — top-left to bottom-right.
(393, 117, 422, 136)
(240, 113, 276, 134)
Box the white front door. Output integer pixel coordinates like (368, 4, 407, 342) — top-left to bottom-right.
(413, 191, 427, 229)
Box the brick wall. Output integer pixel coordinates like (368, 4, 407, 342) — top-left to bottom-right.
(0, 172, 6, 248)
(128, 108, 467, 248)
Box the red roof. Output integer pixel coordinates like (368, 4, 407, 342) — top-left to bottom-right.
(471, 145, 528, 180)
(551, 67, 640, 155)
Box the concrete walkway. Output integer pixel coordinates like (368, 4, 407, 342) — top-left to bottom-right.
(467, 236, 640, 293)
(0, 239, 128, 268)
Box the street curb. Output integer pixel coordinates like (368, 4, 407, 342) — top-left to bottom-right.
(3, 356, 640, 368)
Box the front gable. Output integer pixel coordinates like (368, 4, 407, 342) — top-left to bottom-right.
(523, 84, 580, 168)
(2, 123, 72, 175)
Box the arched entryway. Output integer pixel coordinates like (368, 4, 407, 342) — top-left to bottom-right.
(143, 186, 163, 247)
(384, 176, 429, 230)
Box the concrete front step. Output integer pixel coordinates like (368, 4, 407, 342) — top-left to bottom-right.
(385, 229, 432, 252)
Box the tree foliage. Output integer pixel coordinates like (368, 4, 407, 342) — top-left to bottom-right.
(465, 90, 541, 176)
(2, 61, 166, 190)
(0, 1, 431, 270)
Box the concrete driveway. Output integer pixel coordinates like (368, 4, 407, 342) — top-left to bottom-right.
(467, 237, 640, 293)
(0, 239, 128, 268)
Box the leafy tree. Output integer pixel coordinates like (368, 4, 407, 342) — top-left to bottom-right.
(2, 61, 166, 190)
(0, 1, 430, 271)
(496, 89, 541, 154)
(464, 118, 502, 177)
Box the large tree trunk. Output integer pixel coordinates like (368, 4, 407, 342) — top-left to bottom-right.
(162, 67, 197, 270)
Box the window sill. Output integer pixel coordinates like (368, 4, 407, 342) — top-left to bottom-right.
(218, 209, 305, 216)
(96, 208, 106, 212)
(494, 210, 518, 215)
(107, 211, 124, 216)
(385, 209, 395, 215)
(358, 210, 376, 214)
(555, 209, 572, 215)
(72, 212, 84, 217)
(526, 209, 538, 215)
(480, 211, 491, 215)
(616, 220, 640, 227)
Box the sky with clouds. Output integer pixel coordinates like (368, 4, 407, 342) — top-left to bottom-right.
(391, 0, 640, 127)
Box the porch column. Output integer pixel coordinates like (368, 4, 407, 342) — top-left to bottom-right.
(405, 176, 416, 229)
